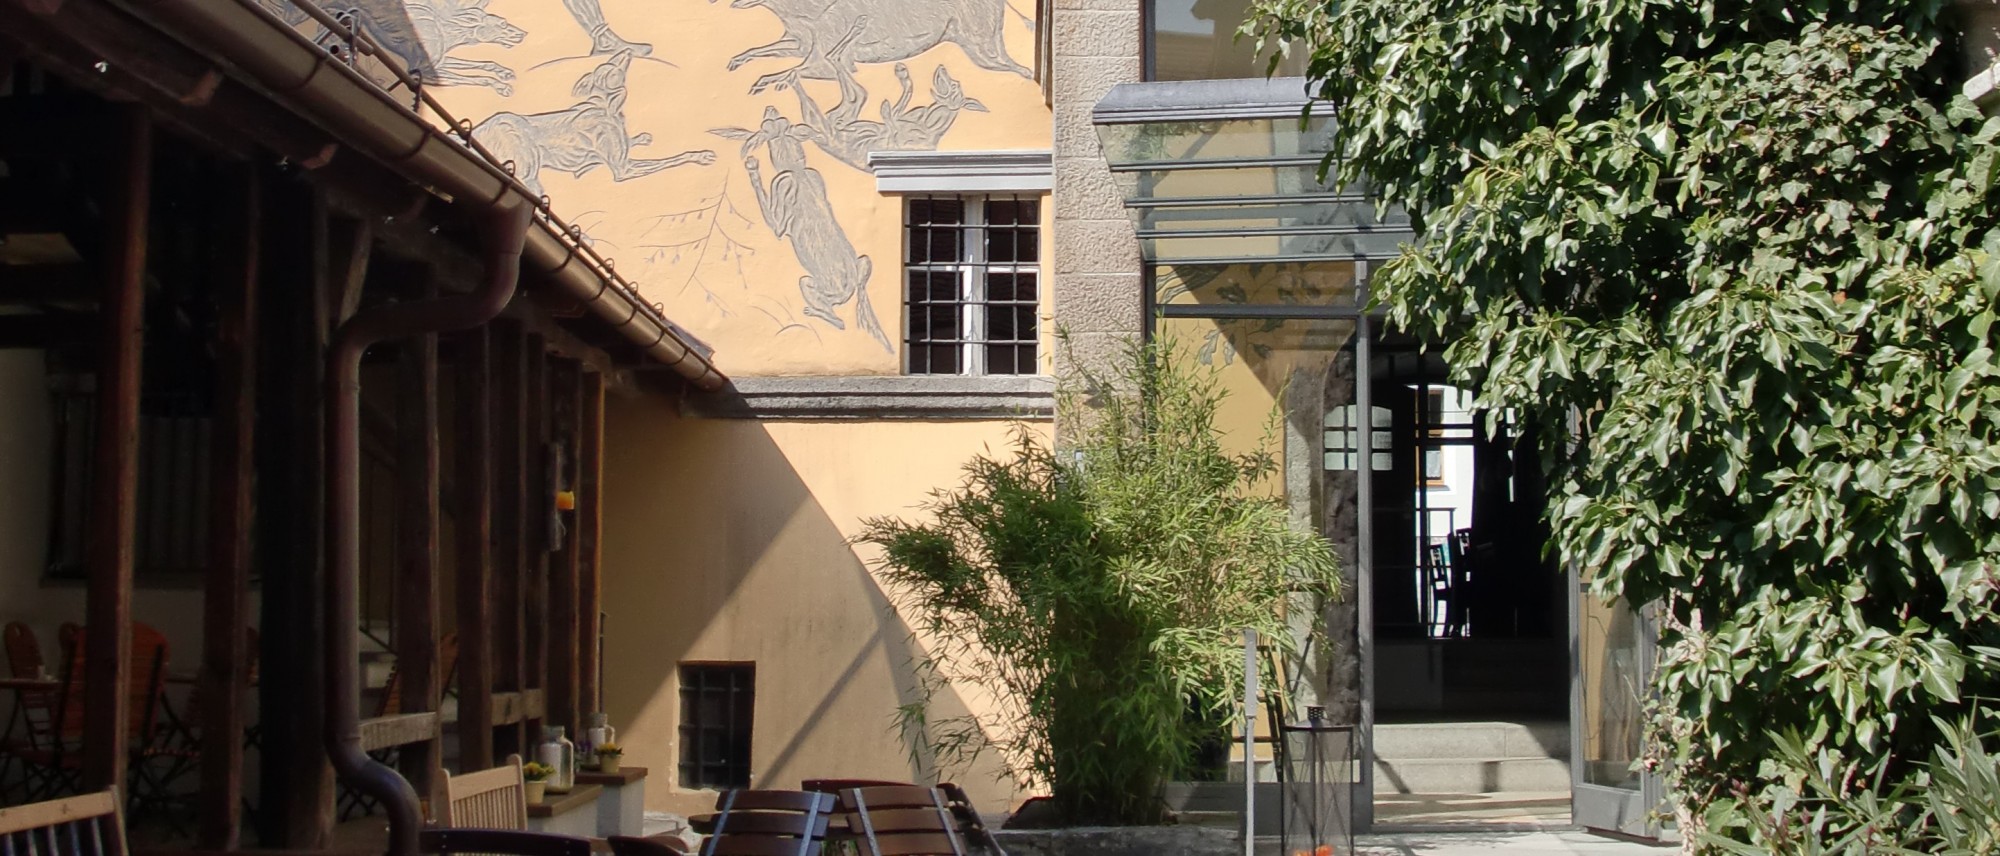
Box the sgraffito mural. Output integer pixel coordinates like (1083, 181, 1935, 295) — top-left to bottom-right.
(476, 50, 717, 196)
(291, 0, 1048, 374)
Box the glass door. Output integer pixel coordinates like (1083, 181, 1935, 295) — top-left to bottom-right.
(1569, 577, 1663, 837)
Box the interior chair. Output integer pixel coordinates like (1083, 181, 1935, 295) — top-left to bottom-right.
(0, 787, 128, 856)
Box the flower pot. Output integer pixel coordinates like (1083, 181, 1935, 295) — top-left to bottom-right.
(525, 781, 547, 805)
(598, 755, 621, 774)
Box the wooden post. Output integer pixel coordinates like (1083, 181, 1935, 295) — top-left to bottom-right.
(197, 164, 259, 850)
(546, 361, 581, 735)
(393, 270, 443, 796)
(256, 182, 335, 849)
(81, 105, 150, 795)
(490, 320, 527, 758)
(577, 371, 605, 716)
(524, 338, 549, 734)
(452, 326, 495, 772)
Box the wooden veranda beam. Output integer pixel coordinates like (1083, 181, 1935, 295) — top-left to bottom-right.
(257, 182, 335, 849)
(524, 336, 549, 736)
(490, 319, 528, 758)
(197, 164, 259, 851)
(80, 105, 149, 794)
(577, 371, 605, 716)
(452, 326, 495, 771)
(547, 360, 582, 736)
(393, 271, 443, 797)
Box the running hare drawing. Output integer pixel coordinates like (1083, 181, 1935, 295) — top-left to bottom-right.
(712, 109, 890, 351)
(720, 0, 1031, 94)
(475, 50, 717, 197)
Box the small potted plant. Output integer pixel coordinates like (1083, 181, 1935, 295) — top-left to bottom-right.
(595, 742, 623, 774)
(522, 761, 554, 805)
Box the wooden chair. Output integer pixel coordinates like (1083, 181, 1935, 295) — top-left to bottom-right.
(0, 788, 127, 856)
(345, 632, 460, 819)
(420, 828, 592, 856)
(12, 625, 170, 805)
(836, 787, 966, 856)
(2, 623, 55, 803)
(437, 754, 529, 829)
(800, 782, 997, 856)
(606, 835, 689, 856)
(696, 790, 835, 856)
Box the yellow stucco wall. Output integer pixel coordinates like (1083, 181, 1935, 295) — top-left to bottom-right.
(601, 393, 1045, 813)
(284, 0, 1058, 813)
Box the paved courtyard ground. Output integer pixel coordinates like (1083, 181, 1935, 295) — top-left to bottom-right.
(1358, 828, 1670, 855)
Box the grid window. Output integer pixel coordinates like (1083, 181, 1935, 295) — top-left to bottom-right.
(678, 663, 754, 789)
(905, 196, 1041, 376)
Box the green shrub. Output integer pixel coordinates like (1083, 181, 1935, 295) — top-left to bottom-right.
(860, 338, 1339, 826)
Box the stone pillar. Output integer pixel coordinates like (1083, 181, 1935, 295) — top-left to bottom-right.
(1051, 0, 1145, 407)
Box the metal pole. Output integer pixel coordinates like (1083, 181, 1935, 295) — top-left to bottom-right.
(1243, 628, 1258, 856)
(1354, 285, 1377, 833)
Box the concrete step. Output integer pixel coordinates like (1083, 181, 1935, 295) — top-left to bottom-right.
(1373, 756, 1571, 794)
(1374, 721, 1567, 761)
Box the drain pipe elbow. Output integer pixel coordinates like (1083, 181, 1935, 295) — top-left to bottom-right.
(326, 200, 533, 856)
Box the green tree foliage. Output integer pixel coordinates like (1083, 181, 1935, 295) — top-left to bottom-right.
(1246, 0, 2000, 846)
(859, 339, 1339, 826)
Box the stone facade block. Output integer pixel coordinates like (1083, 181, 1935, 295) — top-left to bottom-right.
(1053, 219, 1141, 275)
(1054, 0, 1141, 12)
(1050, 55, 1143, 111)
(1053, 272, 1143, 334)
(1052, 156, 1128, 221)
(1052, 10, 1142, 61)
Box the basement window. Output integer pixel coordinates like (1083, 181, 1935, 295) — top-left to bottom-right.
(678, 662, 754, 789)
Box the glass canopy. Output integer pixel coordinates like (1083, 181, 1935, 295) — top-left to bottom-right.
(1092, 80, 1414, 265)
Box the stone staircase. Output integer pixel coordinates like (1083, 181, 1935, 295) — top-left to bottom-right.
(1373, 720, 1569, 794)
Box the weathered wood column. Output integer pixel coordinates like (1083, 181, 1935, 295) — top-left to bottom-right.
(394, 271, 443, 796)
(256, 183, 337, 848)
(490, 319, 528, 757)
(547, 360, 582, 734)
(576, 371, 605, 716)
(197, 164, 260, 850)
(81, 105, 150, 794)
(453, 326, 496, 771)
(524, 336, 550, 733)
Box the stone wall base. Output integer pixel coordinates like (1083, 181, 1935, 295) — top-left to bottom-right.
(993, 825, 1239, 856)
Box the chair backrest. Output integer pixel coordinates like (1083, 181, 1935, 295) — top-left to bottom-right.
(438, 753, 528, 830)
(48, 625, 167, 744)
(0, 788, 128, 856)
(838, 787, 966, 856)
(420, 828, 592, 856)
(800, 779, 912, 795)
(5, 622, 43, 679)
(704, 790, 835, 856)
(379, 631, 459, 717)
(606, 836, 689, 856)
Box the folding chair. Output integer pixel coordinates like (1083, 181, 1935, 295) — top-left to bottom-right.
(344, 632, 459, 819)
(836, 786, 966, 856)
(688, 790, 835, 856)
(0, 788, 128, 856)
(2, 623, 57, 803)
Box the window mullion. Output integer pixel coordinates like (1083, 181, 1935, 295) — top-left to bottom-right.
(964, 199, 988, 376)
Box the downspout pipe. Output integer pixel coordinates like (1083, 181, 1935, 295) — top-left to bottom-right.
(325, 200, 532, 856)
